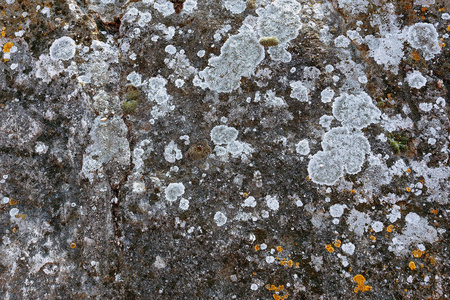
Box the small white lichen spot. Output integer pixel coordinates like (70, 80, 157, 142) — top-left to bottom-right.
(334, 35, 351, 48)
(165, 45, 177, 54)
(165, 182, 185, 202)
(153, 256, 166, 269)
(406, 70, 427, 89)
(407, 23, 441, 60)
(265, 256, 275, 263)
(266, 195, 279, 211)
(210, 125, 239, 145)
(329, 204, 346, 218)
(296, 139, 310, 155)
(164, 140, 182, 163)
(321, 87, 335, 103)
(341, 242, 355, 255)
(372, 221, 384, 233)
(242, 196, 257, 208)
(250, 283, 258, 291)
(35, 142, 49, 154)
(214, 211, 227, 226)
(179, 198, 189, 210)
(49, 36, 76, 61)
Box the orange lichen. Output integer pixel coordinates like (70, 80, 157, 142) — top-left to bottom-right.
(406, 168, 411, 173)
(325, 244, 334, 253)
(242, 192, 249, 198)
(412, 249, 425, 258)
(406, 187, 411, 192)
(386, 225, 395, 233)
(430, 209, 438, 214)
(9, 198, 17, 205)
(295, 262, 300, 268)
(287, 260, 293, 268)
(3, 42, 13, 53)
(447, 24, 450, 31)
(276, 246, 283, 252)
(70, 242, 77, 249)
(411, 52, 420, 60)
(306, 175, 311, 181)
(408, 261, 416, 270)
(334, 240, 341, 247)
(350, 189, 356, 194)
(353, 274, 372, 293)
(421, 7, 427, 12)
(255, 244, 260, 251)
(266, 285, 284, 292)
(12, 227, 17, 233)
(280, 260, 287, 266)
(370, 235, 376, 241)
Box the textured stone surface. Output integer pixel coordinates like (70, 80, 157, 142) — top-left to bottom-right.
(0, 0, 449, 299)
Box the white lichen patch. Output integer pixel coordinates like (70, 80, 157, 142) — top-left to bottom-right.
(214, 211, 227, 226)
(406, 70, 427, 89)
(143, 76, 174, 120)
(81, 116, 130, 184)
(165, 182, 185, 202)
(257, 0, 302, 62)
(50, 36, 76, 61)
(389, 212, 438, 255)
(346, 209, 371, 236)
(266, 195, 279, 211)
(296, 139, 310, 155)
(329, 204, 346, 218)
(407, 23, 441, 60)
(290, 81, 309, 103)
(341, 242, 355, 255)
(332, 92, 381, 129)
(320, 87, 335, 103)
(210, 125, 239, 145)
(164, 140, 182, 163)
(195, 22, 264, 93)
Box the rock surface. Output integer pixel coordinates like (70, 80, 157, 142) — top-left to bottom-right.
(0, 0, 449, 299)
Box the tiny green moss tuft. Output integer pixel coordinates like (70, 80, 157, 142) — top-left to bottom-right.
(125, 85, 141, 101)
(186, 140, 211, 161)
(388, 132, 409, 154)
(122, 100, 138, 115)
(259, 36, 279, 47)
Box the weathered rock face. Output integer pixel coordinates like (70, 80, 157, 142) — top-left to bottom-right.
(0, 0, 449, 299)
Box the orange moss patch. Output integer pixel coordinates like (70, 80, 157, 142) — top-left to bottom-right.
(325, 244, 334, 253)
(3, 42, 13, 53)
(412, 249, 425, 258)
(408, 261, 416, 270)
(334, 240, 341, 248)
(353, 274, 372, 293)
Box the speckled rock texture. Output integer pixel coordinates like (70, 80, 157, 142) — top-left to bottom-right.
(0, 0, 449, 299)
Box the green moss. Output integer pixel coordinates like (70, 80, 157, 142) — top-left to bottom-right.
(125, 85, 141, 101)
(121, 100, 138, 115)
(259, 36, 279, 47)
(388, 132, 409, 154)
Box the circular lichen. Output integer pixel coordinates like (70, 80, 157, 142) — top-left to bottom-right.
(121, 100, 138, 115)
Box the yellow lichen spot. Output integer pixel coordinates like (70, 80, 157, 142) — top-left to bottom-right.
(334, 240, 341, 247)
(9, 198, 17, 205)
(12, 227, 17, 233)
(428, 256, 436, 265)
(406, 187, 411, 192)
(306, 175, 311, 181)
(325, 244, 334, 253)
(447, 24, 450, 31)
(255, 244, 260, 251)
(280, 260, 287, 266)
(421, 7, 427, 12)
(408, 261, 416, 270)
(252, 272, 257, 275)
(353, 274, 372, 293)
(350, 189, 356, 194)
(276, 246, 283, 252)
(70, 242, 77, 249)
(370, 235, 376, 241)
(386, 225, 395, 233)
(411, 52, 420, 61)
(295, 262, 300, 268)
(287, 260, 293, 268)
(273, 295, 281, 300)
(430, 209, 438, 214)
(406, 168, 411, 173)
(439, 8, 445, 12)
(412, 249, 425, 258)
(3, 42, 13, 53)
(242, 192, 249, 198)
